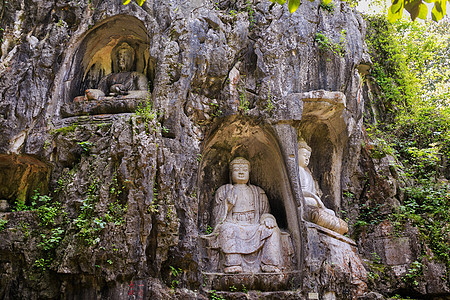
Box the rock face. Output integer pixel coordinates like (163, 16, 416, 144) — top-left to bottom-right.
(0, 0, 442, 299)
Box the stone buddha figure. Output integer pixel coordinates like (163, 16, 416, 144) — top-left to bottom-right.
(204, 157, 291, 274)
(84, 42, 148, 100)
(298, 141, 349, 235)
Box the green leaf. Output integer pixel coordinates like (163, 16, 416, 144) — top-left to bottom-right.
(275, 0, 287, 4)
(391, 0, 404, 14)
(405, 0, 423, 20)
(387, 0, 404, 23)
(387, 7, 403, 22)
(123, 0, 131, 4)
(432, 0, 447, 21)
(288, 0, 301, 12)
(417, 2, 428, 19)
(136, 0, 145, 5)
(322, 0, 332, 4)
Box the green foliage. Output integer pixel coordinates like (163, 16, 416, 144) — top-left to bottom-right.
(39, 227, 64, 251)
(32, 193, 61, 227)
(43, 140, 51, 150)
(390, 183, 450, 268)
(209, 102, 223, 117)
(314, 31, 346, 57)
(366, 17, 419, 112)
(105, 200, 127, 226)
(14, 192, 68, 272)
(0, 218, 7, 232)
(265, 86, 274, 113)
(74, 178, 102, 245)
(50, 123, 78, 135)
(135, 96, 165, 134)
(169, 265, 183, 290)
(123, 0, 144, 6)
(367, 271, 380, 281)
(246, 0, 255, 28)
(239, 86, 250, 113)
(288, 0, 301, 13)
(14, 191, 64, 227)
(209, 290, 226, 300)
(54, 168, 76, 194)
(77, 141, 93, 153)
(387, 0, 447, 22)
(371, 251, 381, 263)
(365, 17, 450, 269)
(403, 260, 423, 286)
(109, 170, 124, 198)
(366, 126, 397, 158)
(353, 203, 384, 229)
(34, 258, 52, 271)
(241, 284, 248, 293)
(319, 0, 334, 12)
(13, 200, 31, 211)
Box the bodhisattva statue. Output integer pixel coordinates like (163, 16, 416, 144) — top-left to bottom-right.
(203, 157, 291, 274)
(84, 42, 148, 100)
(298, 141, 349, 235)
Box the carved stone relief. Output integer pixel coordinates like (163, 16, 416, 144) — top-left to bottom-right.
(197, 119, 300, 281)
(298, 141, 348, 235)
(201, 157, 293, 274)
(81, 42, 148, 101)
(60, 15, 153, 118)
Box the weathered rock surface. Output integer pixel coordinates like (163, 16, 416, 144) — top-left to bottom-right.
(0, 0, 447, 299)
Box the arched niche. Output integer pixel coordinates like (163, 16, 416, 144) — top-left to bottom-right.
(198, 117, 300, 269)
(298, 91, 348, 213)
(0, 154, 51, 206)
(63, 15, 154, 103)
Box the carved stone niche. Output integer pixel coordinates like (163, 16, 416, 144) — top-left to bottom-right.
(298, 90, 348, 218)
(61, 15, 154, 118)
(198, 117, 302, 291)
(0, 154, 51, 210)
(297, 90, 367, 298)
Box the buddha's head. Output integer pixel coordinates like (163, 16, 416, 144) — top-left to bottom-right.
(115, 42, 135, 72)
(230, 157, 250, 184)
(298, 141, 312, 168)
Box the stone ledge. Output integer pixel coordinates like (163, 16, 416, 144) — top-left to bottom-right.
(52, 113, 133, 128)
(304, 221, 356, 246)
(61, 97, 143, 118)
(212, 290, 305, 300)
(202, 271, 302, 292)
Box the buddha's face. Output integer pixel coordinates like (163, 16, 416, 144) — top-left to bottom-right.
(231, 163, 250, 184)
(298, 148, 311, 168)
(117, 48, 133, 72)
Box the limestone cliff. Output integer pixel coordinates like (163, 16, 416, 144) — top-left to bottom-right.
(0, 0, 446, 299)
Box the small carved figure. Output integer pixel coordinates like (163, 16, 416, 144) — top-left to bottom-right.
(84, 42, 148, 100)
(298, 141, 348, 235)
(205, 157, 291, 274)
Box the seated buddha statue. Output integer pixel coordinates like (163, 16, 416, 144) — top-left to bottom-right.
(298, 141, 348, 235)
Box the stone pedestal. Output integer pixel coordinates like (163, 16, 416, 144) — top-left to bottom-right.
(303, 222, 367, 299)
(61, 96, 145, 118)
(202, 271, 302, 292)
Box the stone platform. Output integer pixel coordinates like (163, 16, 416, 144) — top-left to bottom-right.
(202, 271, 302, 292)
(210, 290, 305, 300)
(61, 97, 144, 118)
